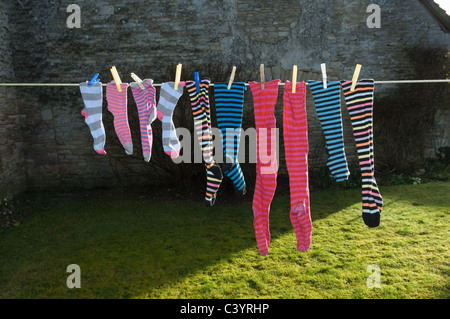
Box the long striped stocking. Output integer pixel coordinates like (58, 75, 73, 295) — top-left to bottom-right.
(214, 82, 247, 195)
(283, 81, 312, 252)
(341, 79, 382, 228)
(186, 79, 223, 207)
(249, 79, 280, 256)
(308, 80, 350, 182)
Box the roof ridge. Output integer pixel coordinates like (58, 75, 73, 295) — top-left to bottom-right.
(419, 0, 450, 33)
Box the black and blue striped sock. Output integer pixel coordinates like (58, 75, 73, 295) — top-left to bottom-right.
(214, 82, 247, 195)
(308, 80, 350, 182)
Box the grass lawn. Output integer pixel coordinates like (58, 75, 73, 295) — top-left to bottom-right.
(0, 181, 448, 299)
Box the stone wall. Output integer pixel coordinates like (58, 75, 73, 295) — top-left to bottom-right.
(0, 1, 26, 199)
(1, 0, 449, 194)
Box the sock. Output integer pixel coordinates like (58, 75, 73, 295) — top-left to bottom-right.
(79, 81, 107, 155)
(205, 161, 223, 207)
(214, 82, 247, 195)
(106, 82, 133, 155)
(283, 81, 312, 252)
(186, 78, 223, 206)
(341, 79, 383, 228)
(131, 79, 157, 162)
(249, 79, 280, 256)
(308, 80, 350, 182)
(157, 82, 185, 159)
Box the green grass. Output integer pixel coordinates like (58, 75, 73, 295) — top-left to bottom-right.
(0, 182, 449, 299)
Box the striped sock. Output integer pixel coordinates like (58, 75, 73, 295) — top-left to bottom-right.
(186, 78, 223, 207)
(157, 82, 185, 159)
(283, 81, 312, 252)
(106, 82, 133, 155)
(308, 80, 350, 182)
(79, 81, 107, 155)
(131, 79, 157, 162)
(214, 82, 247, 195)
(249, 79, 280, 256)
(341, 79, 382, 228)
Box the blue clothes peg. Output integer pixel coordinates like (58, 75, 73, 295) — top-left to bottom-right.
(194, 72, 200, 93)
(88, 73, 100, 85)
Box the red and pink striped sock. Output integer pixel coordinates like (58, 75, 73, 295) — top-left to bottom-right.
(249, 79, 280, 256)
(283, 81, 312, 252)
(106, 82, 133, 155)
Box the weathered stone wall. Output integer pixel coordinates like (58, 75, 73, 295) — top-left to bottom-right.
(1, 0, 449, 194)
(0, 1, 26, 199)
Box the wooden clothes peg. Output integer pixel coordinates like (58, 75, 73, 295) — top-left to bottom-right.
(260, 64, 265, 90)
(110, 66, 123, 92)
(227, 66, 236, 90)
(292, 65, 298, 93)
(351, 64, 362, 91)
(321, 63, 327, 89)
(131, 73, 145, 90)
(174, 64, 182, 91)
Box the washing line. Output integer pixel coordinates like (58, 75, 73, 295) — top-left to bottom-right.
(0, 79, 449, 87)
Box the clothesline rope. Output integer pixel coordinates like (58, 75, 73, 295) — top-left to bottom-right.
(0, 80, 449, 87)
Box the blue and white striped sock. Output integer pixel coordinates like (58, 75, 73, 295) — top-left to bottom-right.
(308, 80, 350, 182)
(214, 82, 247, 195)
(79, 81, 107, 155)
(157, 82, 185, 159)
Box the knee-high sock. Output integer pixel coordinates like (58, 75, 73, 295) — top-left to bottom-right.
(308, 80, 350, 182)
(214, 82, 247, 195)
(157, 82, 185, 159)
(106, 82, 133, 155)
(131, 79, 157, 162)
(79, 81, 107, 155)
(341, 79, 382, 228)
(186, 78, 223, 207)
(249, 79, 280, 256)
(283, 81, 312, 252)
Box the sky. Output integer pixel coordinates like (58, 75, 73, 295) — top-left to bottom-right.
(434, 0, 450, 14)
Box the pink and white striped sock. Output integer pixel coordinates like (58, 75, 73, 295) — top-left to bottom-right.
(131, 79, 157, 162)
(106, 82, 133, 155)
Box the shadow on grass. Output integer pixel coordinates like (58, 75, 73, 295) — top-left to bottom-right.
(0, 179, 362, 299)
